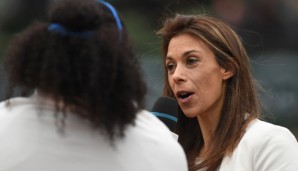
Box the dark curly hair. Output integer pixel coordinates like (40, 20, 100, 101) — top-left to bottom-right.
(4, 0, 147, 142)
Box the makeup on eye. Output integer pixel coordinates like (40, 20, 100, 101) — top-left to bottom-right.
(166, 62, 176, 72)
(186, 56, 199, 65)
(166, 55, 200, 69)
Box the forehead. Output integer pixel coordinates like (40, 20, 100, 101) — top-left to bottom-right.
(167, 33, 213, 57)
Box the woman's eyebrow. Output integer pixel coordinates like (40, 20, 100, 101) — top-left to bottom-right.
(166, 49, 202, 60)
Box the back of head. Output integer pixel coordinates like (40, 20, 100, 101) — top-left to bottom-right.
(4, 0, 146, 141)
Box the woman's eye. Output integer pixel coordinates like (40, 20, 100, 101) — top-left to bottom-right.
(166, 63, 176, 71)
(186, 57, 198, 65)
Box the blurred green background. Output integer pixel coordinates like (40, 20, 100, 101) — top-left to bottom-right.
(1, 0, 298, 138)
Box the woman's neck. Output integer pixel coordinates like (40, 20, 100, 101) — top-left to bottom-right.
(197, 114, 219, 159)
(196, 97, 224, 159)
(197, 84, 226, 153)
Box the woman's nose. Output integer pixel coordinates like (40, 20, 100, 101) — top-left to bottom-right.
(172, 65, 186, 83)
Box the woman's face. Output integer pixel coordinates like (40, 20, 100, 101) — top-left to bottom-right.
(166, 33, 232, 118)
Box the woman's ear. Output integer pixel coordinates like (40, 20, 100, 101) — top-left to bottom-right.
(221, 57, 237, 80)
(222, 68, 234, 80)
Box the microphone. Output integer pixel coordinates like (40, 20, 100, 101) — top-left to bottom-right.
(151, 96, 178, 132)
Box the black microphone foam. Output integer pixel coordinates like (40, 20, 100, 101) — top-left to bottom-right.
(151, 96, 178, 131)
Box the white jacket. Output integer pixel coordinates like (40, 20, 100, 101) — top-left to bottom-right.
(219, 119, 298, 171)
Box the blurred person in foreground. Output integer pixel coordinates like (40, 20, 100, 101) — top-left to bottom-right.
(157, 14, 298, 171)
(0, 0, 188, 170)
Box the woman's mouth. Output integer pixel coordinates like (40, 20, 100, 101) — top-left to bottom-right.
(176, 91, 193, 103)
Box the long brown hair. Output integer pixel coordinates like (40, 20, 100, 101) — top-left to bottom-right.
(158, 14, 260, 171)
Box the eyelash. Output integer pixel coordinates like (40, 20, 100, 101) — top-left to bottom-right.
(166, 63, 175, 72)
(166, 57, 198, 72)
(186, 57, 198, 65)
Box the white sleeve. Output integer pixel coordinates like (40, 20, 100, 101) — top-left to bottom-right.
(254, 127, 298, 171)
(171, 132, 179, 140)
